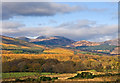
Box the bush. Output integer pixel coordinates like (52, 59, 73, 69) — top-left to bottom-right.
(68, 77, 74, 79)
(52, 77, 58, 80)
(68, 72, 94, 79)
(80, 72, 94, 79)
(105, 73, 112, 76)
(25, 78, 35, 81)
(37, 76, 52, 81)
(15, 78, 21, 82)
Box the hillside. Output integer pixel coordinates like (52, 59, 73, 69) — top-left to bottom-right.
(16, 37, 30, 42)
(1, 35, 45, 48)
(66, 39, 119, 55)
(67, 40, 100, 47)
(30, 36, 75, 46)
(67, 38, 119, 47)
(36, 36, 46, 39)
(1, 35, 119, 55)
(110, 47, 120, 55)
(76, 45, 116, 54)
(1, 35, 45, 54)
(103, 38, 120, 46)
(16, 36, 119, 47)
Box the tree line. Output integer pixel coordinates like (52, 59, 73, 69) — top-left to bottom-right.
(3, 57, 119, 73)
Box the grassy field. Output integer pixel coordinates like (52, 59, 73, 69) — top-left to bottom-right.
(2, 72, 120, 83)
(2, 72, 56, 79)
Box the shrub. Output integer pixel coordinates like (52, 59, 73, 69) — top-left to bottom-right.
(15, 78, 21, 82)
(37, 76, 52, 81)
(68, 72, 94, 79)
(68, 77, 74, 79)
(25, 78, 35, 81)
(80, 72, 94, 79)
(52, 77, 58, 80)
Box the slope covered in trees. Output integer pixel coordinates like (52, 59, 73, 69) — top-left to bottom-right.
(76, 44, 116, 54)
(2, 55, 119, 73)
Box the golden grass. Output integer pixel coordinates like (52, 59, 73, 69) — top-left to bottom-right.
(2, 50, 13, 54)
(2, 36, 15, 41)
(0, 43, 17, 47)
(2, 54, 74, 62)
(44, 48, 74, 55)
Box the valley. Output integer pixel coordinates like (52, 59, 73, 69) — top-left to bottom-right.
(1, 35, 120, 83)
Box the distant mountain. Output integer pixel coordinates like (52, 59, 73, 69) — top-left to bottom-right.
(36, 36, 46, 39)
(1, 35, 46, 54)
(67, 39, 117, 54)
(1, 35, 119, 55)
(102, 38, 119, 46)
(30, 36, 75, 46)
(67, 40, 100, 47)
(110, 47, 120, 55)
(1, 35, 45, 49)
(7, 35, 119, 48)
(67, 39, 119, 47)
(16, 37, 30, 42)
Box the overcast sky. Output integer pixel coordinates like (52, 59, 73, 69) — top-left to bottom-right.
(2, 2, 118, 41)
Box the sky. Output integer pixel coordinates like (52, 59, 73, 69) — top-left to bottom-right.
(1, 2, 118, 42)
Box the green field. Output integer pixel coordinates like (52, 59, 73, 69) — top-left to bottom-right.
(2, 72, 55, 79)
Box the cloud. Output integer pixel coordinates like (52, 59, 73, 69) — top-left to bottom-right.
(2, 2, 108, 20)
(90, 35, 118, 42)
(2, 21, 25, 33)
(55, 22, 117, 41)
(49, 19, 57, 24)
(58, 20, 96, 29)
(2, 2, 83, 19)
(90, 8, 108, 12)
(2, 20, 118, 41)
(111, 12, 118, 20)
(2, 21, 25, 29)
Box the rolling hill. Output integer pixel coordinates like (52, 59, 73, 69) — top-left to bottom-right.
(1, 35, 119, 55)
(16, 37, 30, 42)
(1, 35, 44, 48)
(110, 47, 120, 55)
(67, 40, 101, 47)
(102, 38, 120, 46)
(30, 36, 75, 46)
(1, 35, 45, 54)
(16, 35, 119, 47)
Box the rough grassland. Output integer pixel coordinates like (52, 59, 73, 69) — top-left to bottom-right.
(2, 72, 55, 79)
